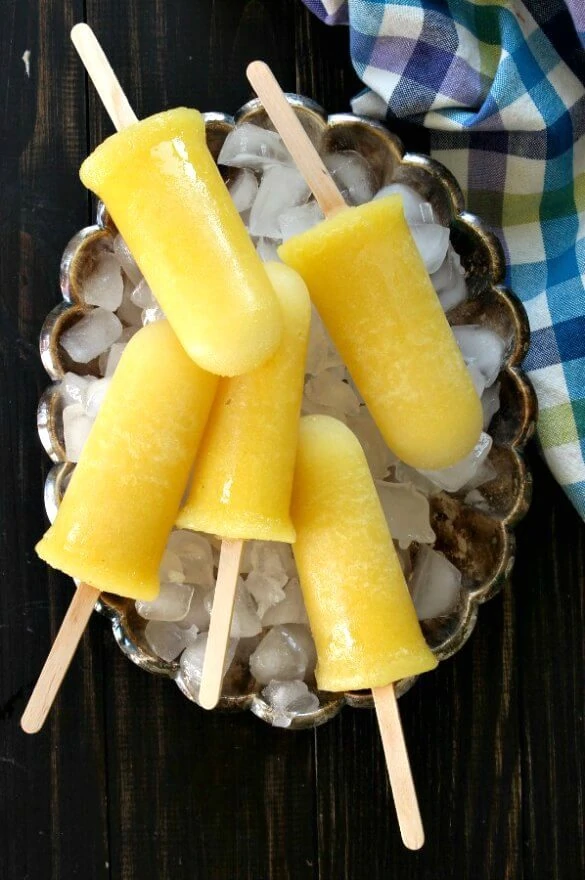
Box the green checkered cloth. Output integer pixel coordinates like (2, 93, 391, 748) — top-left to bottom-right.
(304, 0, 585, 517)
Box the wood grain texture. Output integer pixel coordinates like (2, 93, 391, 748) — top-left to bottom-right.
(0, 1, 109, 878)
(1, 2, 584, 879)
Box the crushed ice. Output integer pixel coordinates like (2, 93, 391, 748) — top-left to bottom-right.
(54, 123, 511, 723)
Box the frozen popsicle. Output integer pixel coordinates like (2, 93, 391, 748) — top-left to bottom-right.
(177, 262, 311, 708)
(74, 24, 282, 378)
(247, 61, 482, 471)
(291, 414, 437, 848)
(22, 320, 218, 733)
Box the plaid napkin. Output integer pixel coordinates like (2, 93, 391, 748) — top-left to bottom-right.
(303, 0, 585, 518)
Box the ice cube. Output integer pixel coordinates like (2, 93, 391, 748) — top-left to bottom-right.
(135, 582, 194, 622)
(249, 624, 317, 685)
(409, 545, 462, 620)
(104, 342, 126, 377)
(178, 588, 211, 632)
(431, 247, 467, 311)
(228, 168, 258, 213)
(84, 377, 111, 418)
(375, 481, 436, 549)
(249, 165, 309, 238)
(113, 234, 142, 286)
(374, 183, 427, 224)
(305, 306, 343, 375)
(167, 530, 215, 587)
(142, 305, 165, 325)
(482, 382, 501, 429)
(60, 308, 123, 363)
(346, 407, 397, 479)
(420, 432, 492, 492)
(466, 362, 487, 398)
(255, 237, 281, 262)
(452, 325, 506, 389)
(410, 223, 450, 274)
(463, 488, 491, 512)
(130, 278, 157, 310)
(262, 680, 320, 728)
(81, 252, 124, 311)
(179, 632, 238, 701)
(218, 123, 292, 170)
(145, 620, 199, 662)
(463, 457, 497, 490)
(305, 369, 361, 417)
(393, 460, 443, 496)
(61, 372, 90, 407)
(159, 549, 184, 584)
(63, 403, 94, 462)
(204, 578, 262, 638)
(248, 541, 296, 579)
(246, 569, 288, 619)
(279, 201, 324, 241)
(262, 578, 308, 626)
(324, 151, 375, 206)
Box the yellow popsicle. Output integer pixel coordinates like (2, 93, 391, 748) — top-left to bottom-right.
(36, 320, 218, 600)
(291, 415, 438, 692)
(279, 196, 483, 470)
(177, 262, 310, 542)
(80, 108, 282, 377)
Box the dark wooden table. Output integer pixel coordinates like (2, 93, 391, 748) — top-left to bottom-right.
(1, 2, 584, 878)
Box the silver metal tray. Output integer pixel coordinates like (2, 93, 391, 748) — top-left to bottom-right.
(37, 96, 537, 728)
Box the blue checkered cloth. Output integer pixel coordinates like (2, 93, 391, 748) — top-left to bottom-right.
(303, 0, 585, 518)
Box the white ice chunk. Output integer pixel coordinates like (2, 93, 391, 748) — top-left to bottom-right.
(113, 234, 143, 286)
(249, 164, 309, 238)
(130, 278, 157, 310)
(255, 237, 281, 262)
(228, 168, 258, 212)
(61, 372, 90, 407)
(346, 407, 397, 479)
(82, 252, 124, 311)
(84, 377, 111, 418)
(247, 541, 296, 579)
(250, 624, 317, 685)
(375, 481, 436, 549)
(60, 308, 123, 363)
(167, 530, 215, 588)
(178, 588, 212, 632)
(279, 201, 324, 241)
(432, 247, 467, 311)
(145, 620, 199, 662)
(246, 569, 288, 619)
(262, 578, 308, 626)
(463, 488, 491, 512)
(410, 223, 451, 274)
(63, 403, 94, 462)
(374, 183, 427, 224)
(218, 123, 292, 170)
(179, 633, 238, 701)
(324, 151, 375, 206)
(305, 369, 361, 418)
(409, 545, 462, 620)
(420, 432, 492, 492)
(262, 680, 319, 728)
(104, 342, 127, 377)
(305, 306, 343, 375)
(482, 381, 501, 429)
(135, 582, 194, 622)
(452, 325, 506, 389)
(142, 305, 165, 325)
(159, 549, 184, 584)
(393, 461, 443, 497)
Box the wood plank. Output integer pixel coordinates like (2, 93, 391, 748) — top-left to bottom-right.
(315, 572, 522, 878)
(515, 451, 585, 879)
(83, 2, 316, 878)
(0, 1, 109, 878)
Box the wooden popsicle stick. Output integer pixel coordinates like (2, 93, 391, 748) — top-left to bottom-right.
(21, 27, 139, 735)
(71, 23, 138, 131)
(21, 582, 100, 733)
(373, 683, 424, 850)
(246, 61, 346, 219)
(248, 58, 425, 851)
(198, 539, 244, 710)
